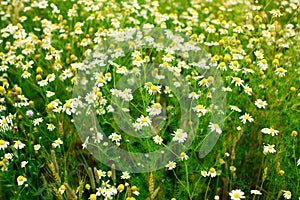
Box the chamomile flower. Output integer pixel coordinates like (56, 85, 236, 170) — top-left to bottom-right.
(21, 71, 31, 78)
(261, 128, 279, 136)
(283, 190, 292, 199)
(34, 144, 41, 151)
(192, 104, 207, 117)
(254, 50, 264, 59)
(47, 123, 56, 131)
(121, 171, 130, 179)
(230, 105, 241, 112)
(153, 135, 163, 145)
(37, 79, 48, 87)
(208, 122, 222, 134)
(243, 84, 253, 96)
(172, 129, 187, 143)
(166, 161, 176, 170)
(263, 144, 276, 154)
(239, 113, 254, 124)
(0, 139, 9, 150)
(162, 53, 174, 62)
(135, 115, 152, 128)
(231, 77, 244, 87)
(14, 140, 25, 149)
(208, 167, 217, 177)
(180, 152, 189, 161)
(146, 102, 162, 116)
(255, 99, 268, 109)
(148, 84, 162, 95)
(188, 91, 200, 99)
(52, 138, 63, 148)
(85, 92, 97, 104)
(33, 117, 43, 126)
(108, 133, 122, 143)
(275, 67, 287, 77)
(5, 153, 13, 160)
(201, 170, 208, 177)
(96, 169, 106, 179)
(229, 189, 245, 200)
(17, 175, 27, 186)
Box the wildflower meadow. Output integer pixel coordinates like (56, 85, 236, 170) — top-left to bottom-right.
(0, 0, 299, 199)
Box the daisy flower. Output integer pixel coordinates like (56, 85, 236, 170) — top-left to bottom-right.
(243, 84, 253, 96)
(283, 190, 292, 199)
(153, 135, 163, 145)
(108, 133, 122, 143)
(148, 84, 162, 95)
(180, 152, 189, 161)
(33, 117, 43, 126)
(17, 175, 27, 186)
(5, 153, 13, 160)
(85, 92, 97, 104)
(47, 123, 56, 131)
(162, 53, 174, 62)
(275, 67, 287, 77)
(201, 170, 208, 177)
(136, 115, 152, 128)
(254, 50, 264, 59)
(239, 113, 254, 124)
(0, 139, 9, 150)
(14, 140, 25, 150)
(192, 104, 208, 117)
(229, 189, 245, 200)
(97, 169, 106, 179)
(208, 122, 222, 134)
(34, 144, 41, 151)
(261, 127, 279, 136)
(208, 167, 217, 177)
(255, 99, 268, 109)
(166, 161, 176, 170)
(188, 91, 200, 99)
(52, 138, 63, 148)
(263, 144, 276, 154)
(172, 129, 187, 143)
(230, 105, 241, 112)
(231, 77, 244, 87)
(37, 79, 48, 87)
(121, 171, 130, 179)
(146, 102, 162, 116)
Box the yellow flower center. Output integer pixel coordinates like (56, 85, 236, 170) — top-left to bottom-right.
(141, 117, 147, 123)
(0, 140, 5, 145)
(209, 168, 216, 173)
(151, 85, 157, 91)
(278, 67, 285, 73)
(233, 77, 240, 82)
(233, 193, 241, 198)
(65, 102, 71, 108)
(17, 176, 24, 181)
